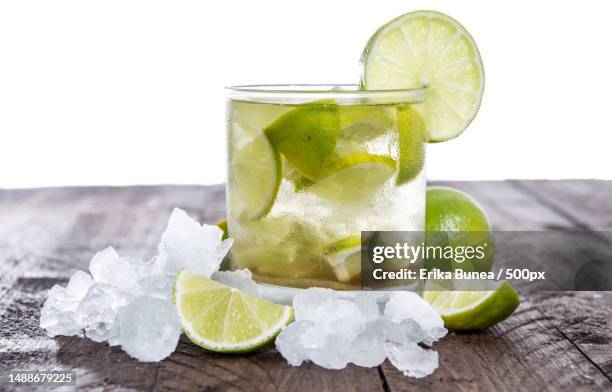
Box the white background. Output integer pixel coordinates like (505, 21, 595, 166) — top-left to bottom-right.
(1, 0, 611, 188)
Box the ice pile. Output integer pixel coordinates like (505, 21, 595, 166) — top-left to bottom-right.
(275, 288, 447, 378)
(40, 208, 238, 362)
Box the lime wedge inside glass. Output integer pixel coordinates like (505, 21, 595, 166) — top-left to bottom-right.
(173, 270, 293, 353)
(361, 10, 484, 142)
(264, 102, 339, 181)
(230, 132, 281, 220)
(396, 105, 426, 184)
(325, 236, 362, 282)
(301, 153, 396, 203)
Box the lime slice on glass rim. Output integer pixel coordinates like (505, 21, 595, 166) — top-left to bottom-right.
(423, 280, 519, 330)
(230, 132, 281, 220)
(173, 269, 293, 353)
(361, 10, 484, 142)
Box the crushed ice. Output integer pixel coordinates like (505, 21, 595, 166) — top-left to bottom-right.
(41, 208, 446, 377)
(40, 208, 241, 362)
(276, 288, 446, 377)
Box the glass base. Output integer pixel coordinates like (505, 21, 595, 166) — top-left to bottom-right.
(257, 281, 421, 305)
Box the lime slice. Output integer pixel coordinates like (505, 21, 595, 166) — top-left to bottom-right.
(325, 236, 362, 282)
(216, 219, 230, 271)
(339, 105, 395, 143)
(361, 10, 484, 142)
(264, 102, 339, 181)
(302, 153, 396, 203)
(396, 105, 426, 184)
(230, 133, 281, 220)
(174, 270, 293, 353)
(423, 280, 519, 330)
(334, 105, 396, 158)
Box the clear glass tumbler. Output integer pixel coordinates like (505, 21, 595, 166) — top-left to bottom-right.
(226, 84, 426, 290)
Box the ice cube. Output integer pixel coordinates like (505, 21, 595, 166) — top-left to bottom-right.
(330, 301, 366, 341)
(275, 320, 314, 366)
(384, 292, 447, 343)
(277, 288, 444, 376)
(276, 315, 353, 370)
(40, 271, 94, 337)
(75, 283, 129, 342)
(351, 293, 380, 322)
(348, 322, 387, 367)
(275, 288, 375, 370)
(89, 247, 139, 291)
(399, 318, 427, 343)
(368, 317, 405, 345)
(293, 287, 337, 322)
(65, 270, 95, 298)
(293, 288, 365, 341)
(387, 343, 439, 378)
(40, 285, 82, 337)
(309, 334, 351, 370)
(125, 255, 173, 300)
(118, 296, 181, 362)
(211, 269, 259, 297)
(158, 208, 233, 276)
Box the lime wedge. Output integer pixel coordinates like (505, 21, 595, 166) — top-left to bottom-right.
(334, 105, 396, 158)
(361, 10, 484, 142)
(174, 270, 293, 353)
(264, 102, 339, 181)
(423, 280, 519, 330)
(216, 219, 228, 240)
(339, 105, 395, 142)
(396, 105, 426, 184)
(230, 133, 281, 220)
(325, 236, 362, 282)
(302, 153, 396, 203)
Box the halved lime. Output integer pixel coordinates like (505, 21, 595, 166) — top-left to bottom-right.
(325, 236, 362, 282)
(174, 270, 293, 353)
(230, 133, 281, 220)
(425, 186, 494, 273)
(264, 103, 339, 181)
(361, 10, 484, 142)
(302, 153, 396, 203)
(396, 105, 426, 184)
(423, 280, 519, 330)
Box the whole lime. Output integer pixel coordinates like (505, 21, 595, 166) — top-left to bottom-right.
(425, 186, 494, 273)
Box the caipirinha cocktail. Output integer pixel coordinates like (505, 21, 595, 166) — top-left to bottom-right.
(226, 86, 427, 289)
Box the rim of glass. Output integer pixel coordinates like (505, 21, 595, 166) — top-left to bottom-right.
(225, 84, 426, 104)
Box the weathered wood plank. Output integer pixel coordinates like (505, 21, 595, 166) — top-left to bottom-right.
(531, 291, 612, 376)
(512, 180, 612, 230)
(381, 298, 609, 391)
(511, 180, 612, 378)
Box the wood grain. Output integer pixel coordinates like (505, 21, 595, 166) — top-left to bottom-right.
(0, 183, 610, 391)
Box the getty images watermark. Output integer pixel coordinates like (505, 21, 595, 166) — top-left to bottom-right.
(360, 231, 612, 291)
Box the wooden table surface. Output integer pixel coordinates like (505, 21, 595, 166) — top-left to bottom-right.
(1, 181, 611, 391)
